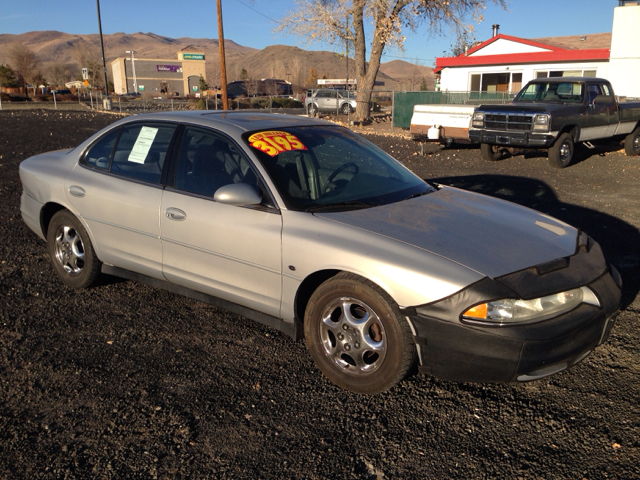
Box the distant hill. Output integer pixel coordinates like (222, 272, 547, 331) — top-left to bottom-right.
(0, 30, 434, 92)
(379, 60, 435, 90)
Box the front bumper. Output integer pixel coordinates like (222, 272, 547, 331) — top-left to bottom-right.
(469, 128, 555, 148)
(405, 235, 622, 383)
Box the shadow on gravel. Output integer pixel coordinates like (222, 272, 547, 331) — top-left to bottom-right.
(429, 174, 640, 307)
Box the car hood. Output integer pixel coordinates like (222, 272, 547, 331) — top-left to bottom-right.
(314, 186, 578, 279)
(479, 102, 579, 113)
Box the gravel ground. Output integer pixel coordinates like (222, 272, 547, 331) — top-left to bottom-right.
(1, 109, 639, 479)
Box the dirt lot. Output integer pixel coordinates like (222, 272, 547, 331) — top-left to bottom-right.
(1, 109, 639, 479)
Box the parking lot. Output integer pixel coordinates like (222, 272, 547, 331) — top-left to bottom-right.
(0, 109, 638, 478)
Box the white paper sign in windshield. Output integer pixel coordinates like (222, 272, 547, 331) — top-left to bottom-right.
(128, 127, 159, 164)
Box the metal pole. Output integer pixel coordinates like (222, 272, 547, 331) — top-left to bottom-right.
(216, 0, 228, 110)
(53, 91, 57, 110)
(95, 0, 109, 99)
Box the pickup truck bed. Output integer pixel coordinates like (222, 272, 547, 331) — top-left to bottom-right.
(410, 105, 475, 146)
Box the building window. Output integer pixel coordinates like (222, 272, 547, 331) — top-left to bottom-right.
(470, 72, 522, 93)
(535, 69, 598, 78)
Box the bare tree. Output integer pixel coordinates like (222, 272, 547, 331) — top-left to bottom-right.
(289, 57, 305, 92)
(8, 43, 40, 96)
(305, 67, 318, 88)
(74, 42, 104, 89)
(277, 0, 506, 121)
(48, 64, 74, 88)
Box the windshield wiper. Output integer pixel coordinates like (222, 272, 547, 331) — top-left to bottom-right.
(402, 188, 433, 201)
(305, 201, 380, 212)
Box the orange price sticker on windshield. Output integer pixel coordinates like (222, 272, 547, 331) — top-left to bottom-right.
(248, 131, 307, 157)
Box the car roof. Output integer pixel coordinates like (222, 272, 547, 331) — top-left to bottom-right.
(529, 77, 609, 84)
(111, 111, 335, 136)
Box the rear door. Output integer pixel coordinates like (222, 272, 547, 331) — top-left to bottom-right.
(160, 126, 283, 317)
(67, 122, 178, 279)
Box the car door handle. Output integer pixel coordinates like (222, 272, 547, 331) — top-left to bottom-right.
(68, 185, 86, 197)
(165, 207, 186, 221)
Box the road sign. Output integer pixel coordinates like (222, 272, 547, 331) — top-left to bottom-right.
(82, 68, 88, 80)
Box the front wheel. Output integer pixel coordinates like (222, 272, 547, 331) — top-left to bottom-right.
(480, 143, 504, 161)
(304, 272, 416, 394)
(624, 126, 640, 156)
(548, 132, 574, 168)
(308, 103, 318, 116)
(47, 210, 101, 288)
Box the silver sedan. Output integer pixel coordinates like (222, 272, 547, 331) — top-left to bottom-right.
(19, 112, 622, 393)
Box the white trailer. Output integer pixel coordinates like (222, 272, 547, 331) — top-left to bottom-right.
(410, 104, 476, 149)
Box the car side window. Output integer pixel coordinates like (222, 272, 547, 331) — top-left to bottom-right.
(175, 127, 260, 198)
(110, 123, 177, 184)
(84, 128, 120, 170)
(601, 84, 612, 96)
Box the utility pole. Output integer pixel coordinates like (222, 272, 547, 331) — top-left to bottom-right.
(216, 0, 228, 110)
(95, 0, 111, 109)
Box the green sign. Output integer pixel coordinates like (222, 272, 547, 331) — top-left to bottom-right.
(192, 86, 199, 92)
(183, 53, 204, 60)
(138, 85, 145, 91)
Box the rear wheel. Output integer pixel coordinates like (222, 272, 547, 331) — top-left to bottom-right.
(304, 272, 416, 394)
(340, 103, 353, 115)
(308, 103, 318, 116)
(47, 210, 101, 288)
(480, 143, 504, 161)
(548, 132, 574, 168)
(624, 126, 640, 156)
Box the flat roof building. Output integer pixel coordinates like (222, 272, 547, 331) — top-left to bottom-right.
(111, 48, 206, 96)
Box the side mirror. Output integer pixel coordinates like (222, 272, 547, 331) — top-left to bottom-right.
(214, 183, 262, 206)
(593, 94, 614, 105)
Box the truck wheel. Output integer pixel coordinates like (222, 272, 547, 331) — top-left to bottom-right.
(480, 143, 504, 161)
(624, 126, 640, 156)
(548, 132, 574, 168)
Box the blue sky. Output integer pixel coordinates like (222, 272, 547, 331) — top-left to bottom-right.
(0, 0, 617, 66)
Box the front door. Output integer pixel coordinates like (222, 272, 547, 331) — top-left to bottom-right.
(160, 126, 283, 317)
(582, 83, 612, 141)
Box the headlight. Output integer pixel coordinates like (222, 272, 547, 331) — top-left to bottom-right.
(532, 114, 550, 132)
(472, 111, 485, 128)
(462, 287, 600, 325)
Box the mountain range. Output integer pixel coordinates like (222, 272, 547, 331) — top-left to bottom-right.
(0, 31, 435, 91)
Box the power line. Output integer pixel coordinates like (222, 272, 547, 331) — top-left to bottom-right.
(232, 0, 278, 23)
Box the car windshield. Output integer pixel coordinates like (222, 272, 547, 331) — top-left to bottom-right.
(515, 81, 584, 103)
(243, 125, 431, 212)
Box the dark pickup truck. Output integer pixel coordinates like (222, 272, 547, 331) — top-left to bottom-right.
(469, 77, 640, 168)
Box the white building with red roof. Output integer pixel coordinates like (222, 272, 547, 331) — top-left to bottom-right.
(434, 1, 640, 98)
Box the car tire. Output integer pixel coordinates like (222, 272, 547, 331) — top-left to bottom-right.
(47, 210, 101, 289)
(304, 272, 416, 394)
(624, 125, 640, 156)
(480, 143, 504, 161)
(548, 132, 574, 168)
(308, 104, 318, 116)
(340, 103, 353, 115)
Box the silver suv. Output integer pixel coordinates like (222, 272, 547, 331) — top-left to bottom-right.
(305, 89, 357, 115)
